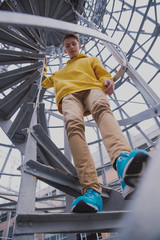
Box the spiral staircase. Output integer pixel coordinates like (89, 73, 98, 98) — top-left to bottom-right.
(0, 0, 160, 239)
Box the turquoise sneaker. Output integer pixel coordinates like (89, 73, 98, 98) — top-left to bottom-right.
(71, 189, 103, 213)
(116, 149, 150, 192)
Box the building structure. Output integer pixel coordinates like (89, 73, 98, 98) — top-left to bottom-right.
(0, 0, 160, 239)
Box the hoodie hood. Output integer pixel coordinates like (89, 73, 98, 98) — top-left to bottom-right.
(66, 53, 88, 64)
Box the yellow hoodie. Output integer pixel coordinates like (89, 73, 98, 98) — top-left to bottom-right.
(42, 53, 113, 114)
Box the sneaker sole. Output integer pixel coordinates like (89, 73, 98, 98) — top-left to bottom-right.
(71, 200, 98, 213)
(123, 152, 149, 188)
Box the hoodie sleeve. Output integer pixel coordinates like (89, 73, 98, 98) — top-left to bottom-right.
(91, 57, 113, 83)
(41, 64, 54, 89)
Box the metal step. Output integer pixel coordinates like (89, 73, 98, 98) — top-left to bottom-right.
(0, 0, 85, 48)
(0, 49, 45, 65)
(0, 70, 40, 119)
(0, 0, 46, 47)
(7, 90, 46, 143)
(7, 102, 36, 143)
(0, 25, 45, 52)
(14, 211, 131, 235)
(25, 159, 131, 212)
(0, 62, 43, 92)
(31, 124, 78, 176)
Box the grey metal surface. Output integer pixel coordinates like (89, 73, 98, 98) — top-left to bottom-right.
(0, 73, 39, 120)
(12, 137, 37, 240)
(0, 24, 45, 52)
(37, 103, 48, 135)
(0, 10, 120, 46)
(120, 138, 160, 240)
(118, 103, 160, 126)
(7, 88, 38, 142)
(31, 124, 77, 176)
(0, 62, 42, 91)
(14, 211, 131, 235)
(0, 49, 45, 65)
(11, 76, 43, 240)
(0, 0, 85, 47)
(25, 159, 98, 199)
(25, 159, 132, 212)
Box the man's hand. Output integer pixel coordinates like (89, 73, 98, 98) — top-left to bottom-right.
(104, 79, 115, 95)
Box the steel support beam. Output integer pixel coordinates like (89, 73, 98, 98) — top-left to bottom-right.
(14, 211, 131, 235)
(45, 100, 160, 128)
(12, 133, 37, 240)
(31, 124, 77, 176)
(0, 11, 120, 47)
(0, 25, 45, 52)
(64, 127, 77, 240)
(118, 103, 160, 126)
(11, 60, 45, 240)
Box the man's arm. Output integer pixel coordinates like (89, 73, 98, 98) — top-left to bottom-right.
(91, 57, 114, 95)
(41, 57, 54, 89)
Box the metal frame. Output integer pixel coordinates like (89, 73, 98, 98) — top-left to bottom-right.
(0, 1, 160, 239)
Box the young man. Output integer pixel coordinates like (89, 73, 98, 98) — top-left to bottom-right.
(42, 32, 150, 213)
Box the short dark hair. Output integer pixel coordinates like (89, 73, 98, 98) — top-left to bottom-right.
(63, 32, 79, 44)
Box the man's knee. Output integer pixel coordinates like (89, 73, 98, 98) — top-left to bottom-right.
(91, 98, 112, 122)
(65, 117, 85, 139)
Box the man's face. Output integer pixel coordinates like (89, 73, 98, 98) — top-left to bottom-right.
(64, 37, 81, 59)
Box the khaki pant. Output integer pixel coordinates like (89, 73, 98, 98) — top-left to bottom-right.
(62, 89, 131, 194)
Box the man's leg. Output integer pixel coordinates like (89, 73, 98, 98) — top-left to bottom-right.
(62, 92, 102, 212)
(84, 89, 150, 198)
(84, 89, 131, 164)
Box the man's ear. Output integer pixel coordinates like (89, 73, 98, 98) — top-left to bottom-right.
(64, 48, 67, 54)
(79, 44, 82, 50)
